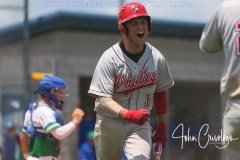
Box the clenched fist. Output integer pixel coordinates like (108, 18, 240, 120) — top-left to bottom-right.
(124, 109, 150, 126)
(72, 108, 84, 126)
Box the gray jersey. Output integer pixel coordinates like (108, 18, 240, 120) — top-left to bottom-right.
(200, 0, 240, 99)
(88, 42, 174, 117)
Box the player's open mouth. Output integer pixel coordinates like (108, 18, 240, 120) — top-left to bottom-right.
(137, 33, 144, 38)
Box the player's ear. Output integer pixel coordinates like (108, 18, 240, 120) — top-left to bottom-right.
(119, 22, 129, 38)
(123, 23, 129, 37)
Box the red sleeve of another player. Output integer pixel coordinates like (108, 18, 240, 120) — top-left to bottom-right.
(153, 91, 167, 115)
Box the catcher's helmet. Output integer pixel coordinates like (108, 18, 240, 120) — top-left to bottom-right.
(118, 2, 151, 37)
(39, 75, 67, 92)
(38, 75, 67, 110)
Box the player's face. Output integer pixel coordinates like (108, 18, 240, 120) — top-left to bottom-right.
(53, 89, 66, 101)
(126, 17, 149, 46)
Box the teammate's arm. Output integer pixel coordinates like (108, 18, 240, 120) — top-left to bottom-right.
(51, 108, 84, 140)
(199, 8, 223, 53)
(96, 97, 150, 126)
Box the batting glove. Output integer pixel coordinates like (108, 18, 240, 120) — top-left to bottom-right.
(124, 109, 150, 126)
(152, 122, 167, 147)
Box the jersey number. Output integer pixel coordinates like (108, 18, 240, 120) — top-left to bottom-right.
(144, 93, 151, 108)
(236, 22, 240, 56)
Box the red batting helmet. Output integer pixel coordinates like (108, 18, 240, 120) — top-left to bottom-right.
(118, 2, 151, 37)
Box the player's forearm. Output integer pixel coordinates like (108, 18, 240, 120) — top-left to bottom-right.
(118, 108, 128, 119)
(154, 91, 167, 123)
(51, 122, 76, 140)
(96, 97, 127, 119)
(156, 114, 166, 123)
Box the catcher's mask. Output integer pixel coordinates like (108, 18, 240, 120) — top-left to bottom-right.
(38, 75, 68, 110)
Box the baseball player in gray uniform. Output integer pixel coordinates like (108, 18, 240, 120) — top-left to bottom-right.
(88, 2, 174, 160)
(199, 0, 240, 159)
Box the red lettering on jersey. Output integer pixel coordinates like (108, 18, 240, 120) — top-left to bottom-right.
(237, 23, 240, 30)
(114, 68, 157, 95)
(236, 21, 240, 56)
